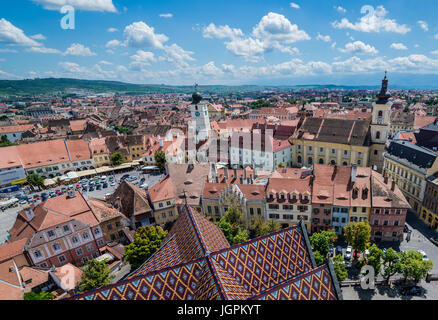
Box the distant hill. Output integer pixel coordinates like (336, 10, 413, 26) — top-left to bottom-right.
(0, 78, 383, 96)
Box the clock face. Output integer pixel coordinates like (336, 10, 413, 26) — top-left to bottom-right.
(195, 111, 200, 117)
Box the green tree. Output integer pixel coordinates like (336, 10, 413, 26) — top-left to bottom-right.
(382, 248, 402, 284)
(399, 250, 434, 283)
(26, 173, 45, 190)
(0, 135, 14, 147)
(313, 251, 325, 267)
(78, 259, 115, 292)
(23, 291, 54, 300)
(343, 221, 371, 258)
(216, 206, 249, 245)
(366, 244, 383, 277)
(154, 151, 167, 172)
(110, 152, 125, 166)
(333, 254, 348, 282)
(277, 162, 286, 168)
(309, 230, 337, 258)
(124, 225, 168, 270)
(249, 217, 281, 238)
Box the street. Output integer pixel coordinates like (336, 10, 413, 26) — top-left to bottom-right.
(0, 169, 164, 244)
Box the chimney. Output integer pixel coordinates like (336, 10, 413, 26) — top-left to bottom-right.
(149, 137, 152, 146)
(391, 180, 396, 191)
(351, 166, 357, 184)
(159, 139, 163, 148)
(384, 176, 388, 184)
(240, 176, 243, 184)
(244, 168, 247, 182)
(67, 190, 76, 199)
(23, 206, 35, 222)
(234, 168, 238, 179)
(224, 167, 229, 180)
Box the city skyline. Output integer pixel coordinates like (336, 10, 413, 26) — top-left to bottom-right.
(1, 1, 438, 87)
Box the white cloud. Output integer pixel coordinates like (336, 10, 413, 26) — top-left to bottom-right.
(390, 42, 408, 50)
(332, 5, 410, 34)
(107, 28, 118, 33)
(225, 37, 266, 62)
(290, 2, 300, 9)
(221, 64, 236, 73)
(316, 33, 331, 42)
(202, 23, 243, 40)
(159, 13, 173, 18)
(331, 42, 337, 49)
(418, 20, 428, 32)
(339, 41, 378, 55)
(335, 6, 346, 14)
(252, 12, 310, 44)
(27, 46, 61, 54)
(203, 13, 309, 63)
(435, 34, 438, 40)
(31, 0, 117, 12)
(0, 18, 41, 47)
(123, 21, 168, 49)
(99, 60, 113, 65)
(105, 39, 122, 48)
(201, 61, 223, 75)
(0, 48, 18, 53)
(161, 44, 195, 67)
(430, 50, 438, 55)
(59, 61, 89, 73)
(30, 34, 46, 40)
(130, 50, 156, 70)
(64, 43, 96, 56)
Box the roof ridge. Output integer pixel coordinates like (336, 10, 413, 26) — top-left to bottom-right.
(184, 205, 208, 256)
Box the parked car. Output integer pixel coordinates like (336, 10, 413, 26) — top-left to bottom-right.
(76, 184, 82, 190)
(344, 246, 352, 260)
(89, 181, 95, 186)
(96, 184, 102, 191)
(101, 176, 107, 182)
(61, 187, 67, 193)
(121, 174, 130, 180)
(140, 183, 148, 189)
(400, 286, 422, 296)
(102, 182, 108, 189)
(33, 194, 41, 200)
(19, 199, 27, 205)
(417, 250, 429, 261)
(329, 247, 334, 257)
(336, 246, 342, 256)
(109, 176, 114, 182)
(56, 189, 63, 195)
(403, 225, 410, 233)
(139, 178, 145, 184)
(430, 237, 438, 247)
(110, 181, 116, 187)
(27, 196, 33, 202)
(89, 186, 95, 192)
(82, 186, 88, 192)
(49, 191, 56, 198)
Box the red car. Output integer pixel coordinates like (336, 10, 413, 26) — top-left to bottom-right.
(55, 189, 62, 195)
(33, 194, 41, 200)
(76, 184, 82, 189)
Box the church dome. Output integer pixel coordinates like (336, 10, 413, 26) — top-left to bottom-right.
(192, 91, 202, 104)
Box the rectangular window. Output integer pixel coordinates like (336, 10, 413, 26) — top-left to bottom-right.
(257, 208, 262, 216)
(86, 244, 93, 252)
(76, 248, 83, 256)
(394, 220, 399, 226)
(107, 224, 113, 231)
(207, 206, 212, 214)
(58, 255, 66, 263)
(82, 232, 89, 240)
(72, 236, 78, 244)
(63, 225, 70, 233)
(162, 212, 166, 219)
(34, 250, 42, 258)
(52, 243, 61, 251)
(47, 230, 55, 238)
(374, 220, 379, 226)
(250, 208, 254, 216)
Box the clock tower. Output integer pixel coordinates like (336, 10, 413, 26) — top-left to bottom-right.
(369, 72, 392, 172)
(190, 84, 210, 144)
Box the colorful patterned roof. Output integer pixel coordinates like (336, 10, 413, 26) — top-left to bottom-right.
(130, 205, 230, 277)
(68, 205, 342, 301)
(250, 265, 339, 300)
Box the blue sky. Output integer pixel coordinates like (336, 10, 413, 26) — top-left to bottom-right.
(1, 0, 438, 87)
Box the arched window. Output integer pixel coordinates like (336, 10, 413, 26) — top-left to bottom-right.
(330, 160, 336, 165)
(297, 155, 302, 163)
(319, 158, 324, 164)
(376, 131, 381, 139)
(343, 161, 348, 166)
(308, 157, 313, 165)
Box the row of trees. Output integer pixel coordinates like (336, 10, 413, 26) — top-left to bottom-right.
(309, 221, 434, 284)
(216, 206, 281, 245)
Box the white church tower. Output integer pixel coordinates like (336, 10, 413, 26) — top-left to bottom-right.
(369, 72, 392, 172)
(190, 84, 210, 144)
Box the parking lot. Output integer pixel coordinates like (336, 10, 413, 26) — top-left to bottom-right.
(0, 169, 164, 244)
